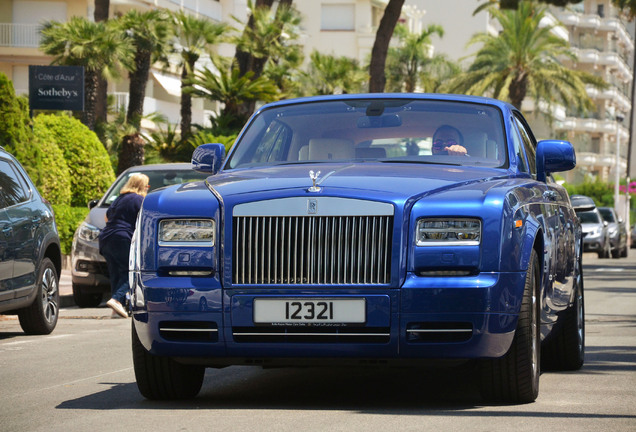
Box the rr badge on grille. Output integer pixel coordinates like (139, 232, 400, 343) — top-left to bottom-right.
(307, 198, 317, 214)
(308, 170, 321, 192)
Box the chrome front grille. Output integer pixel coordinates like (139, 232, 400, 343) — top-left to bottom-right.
(233, 215, 392, 285)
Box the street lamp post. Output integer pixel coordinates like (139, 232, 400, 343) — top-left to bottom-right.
(615, 114, 624, 210)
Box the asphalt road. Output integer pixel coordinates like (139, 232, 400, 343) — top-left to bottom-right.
(1, 252, 634, 432)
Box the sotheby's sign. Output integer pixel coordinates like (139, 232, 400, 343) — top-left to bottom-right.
(29, 65, 84, 111)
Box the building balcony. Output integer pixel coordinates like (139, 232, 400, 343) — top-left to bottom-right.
(554, 9, 633, 51)
(0, 23, 41, 48)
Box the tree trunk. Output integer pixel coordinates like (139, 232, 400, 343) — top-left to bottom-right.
(509, 72, 528, 110)
(180, 60, 195, 142)
(117, 132, 145, 175)
(127, 49, 152, 129)
(94, 0, 109, 126)
(82, 69, 99, 130)
(369, 0, 405, 93)
(94, 0, 110, 22)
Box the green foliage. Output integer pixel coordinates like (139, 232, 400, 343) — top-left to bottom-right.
(447, 2, 606, 110)
(187, 129, 237, 154)
(298, 51, 368, 96)
(0, 73, 40, 184)
(51, 205, 89, 255)
(563, 179, 614, 207)
(36, 114, 115, 206)
(32, 121, 72, 206)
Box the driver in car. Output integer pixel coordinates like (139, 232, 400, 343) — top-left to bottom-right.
(432, 125, 468, 156)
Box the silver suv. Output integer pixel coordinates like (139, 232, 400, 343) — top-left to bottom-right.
(71, 164, 208, 307)
(598, 207, 628, 258)
(571, 195, 610, 258)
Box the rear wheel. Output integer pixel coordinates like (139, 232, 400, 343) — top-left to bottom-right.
(542, 254, 585, 370)
(72, 283, 103, 308)
(480, 249, 540, 404)
(132, 321, 205, 400)
(18, 258, 59, 335)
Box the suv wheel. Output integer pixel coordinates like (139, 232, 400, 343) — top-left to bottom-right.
(18, 258, 59, 335)
(72, 284, 104, 308)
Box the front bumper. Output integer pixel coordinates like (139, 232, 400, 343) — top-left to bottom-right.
(71, 236, 110, 290)
(131, 271, 526, 365)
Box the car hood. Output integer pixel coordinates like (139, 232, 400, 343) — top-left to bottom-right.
(207, 163, 509, 202)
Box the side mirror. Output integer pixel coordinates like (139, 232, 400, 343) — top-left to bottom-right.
(192, 143, 226, 175)
(88, 199, 99, 209)
(536, 140, 576, 183)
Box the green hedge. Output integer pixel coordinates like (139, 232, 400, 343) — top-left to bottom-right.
(36, 114, 115, 207)
(33, 122, 72, 206)
(52, 205, 90, 255)
(0, 73, 41, 184)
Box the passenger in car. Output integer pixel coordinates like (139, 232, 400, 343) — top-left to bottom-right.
(432, 125, 468, 156)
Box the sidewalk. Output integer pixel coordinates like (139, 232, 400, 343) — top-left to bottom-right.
(59, 269, 75, 308)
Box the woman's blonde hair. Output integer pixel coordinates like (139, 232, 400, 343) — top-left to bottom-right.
(120, 173, 150, 197)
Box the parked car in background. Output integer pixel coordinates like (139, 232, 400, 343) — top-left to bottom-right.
(598, 207, 628, 258)
(571, 195, 611, 258)
(631, 224, 636, 248)
(130, 94, 585, 404)
(0, 146, 62, 334)
(70, 164, 208, 307)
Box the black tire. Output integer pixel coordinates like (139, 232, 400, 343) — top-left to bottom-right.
(611, 245, 620, 259)
(72, 284, 103, 308)
(132, 321, 205, 400)
(480, 249, 540, 404)
(620, 244, 628, 258)
(598, 239, 611, 259)
(18, 258, 59, 335)
(542, 254, 585, 371)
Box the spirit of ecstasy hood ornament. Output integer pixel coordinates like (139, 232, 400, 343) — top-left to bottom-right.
(308, 170, 321, 192)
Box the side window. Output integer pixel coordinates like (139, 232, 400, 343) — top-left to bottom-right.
(0, 160, 28, 208)
(251, 121, 290, 163)
(510, 120, 529, 173)
(514, 115, 537, 175)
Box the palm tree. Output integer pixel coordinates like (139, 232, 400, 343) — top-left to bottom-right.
(171, 11, 228, 141)
(118, 9, 172, 129)
(447, 2, 606, 110)
(232, 0, 302, 117)
(188, 66, 279, 132)
(40, 17, 132, 130)
(300, 51, 367, 95)
(385, 24, 444, 92)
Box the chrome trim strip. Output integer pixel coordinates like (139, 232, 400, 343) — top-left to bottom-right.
(233, 197, 394, 217)
(233, 332, 389, 337)
(161, 328, 219, 333)
(406, 329, 473, 333)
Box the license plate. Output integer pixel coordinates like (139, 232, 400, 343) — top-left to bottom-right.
(253, 298, 366, 324)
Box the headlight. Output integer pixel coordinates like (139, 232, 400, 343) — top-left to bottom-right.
(158, 219, 215, 246)
(416, 218, 481, 246)
(77, 222, 100, 242)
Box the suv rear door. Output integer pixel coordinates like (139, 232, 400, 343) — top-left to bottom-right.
(0, 158, 35, 298)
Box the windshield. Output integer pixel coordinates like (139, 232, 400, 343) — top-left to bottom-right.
(598, 208, 616, 223)
(226, 99, 508, 170)
(101, 168, 207, 206)
(577, 210, 602, 224)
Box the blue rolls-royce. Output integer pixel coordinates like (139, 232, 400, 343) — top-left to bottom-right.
(129, 94, 585, 403)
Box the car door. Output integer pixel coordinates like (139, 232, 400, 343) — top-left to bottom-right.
(0, 204, 13, 300)
(513, 113, 573, 310)
(0, 159, 34, 299)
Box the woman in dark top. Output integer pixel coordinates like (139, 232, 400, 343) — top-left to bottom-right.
(99, 173, 149, 318)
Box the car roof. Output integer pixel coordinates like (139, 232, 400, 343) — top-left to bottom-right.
(121, 163, 192, 174)
(571, 195, 597, 211)
(256, 93, 515, 114)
